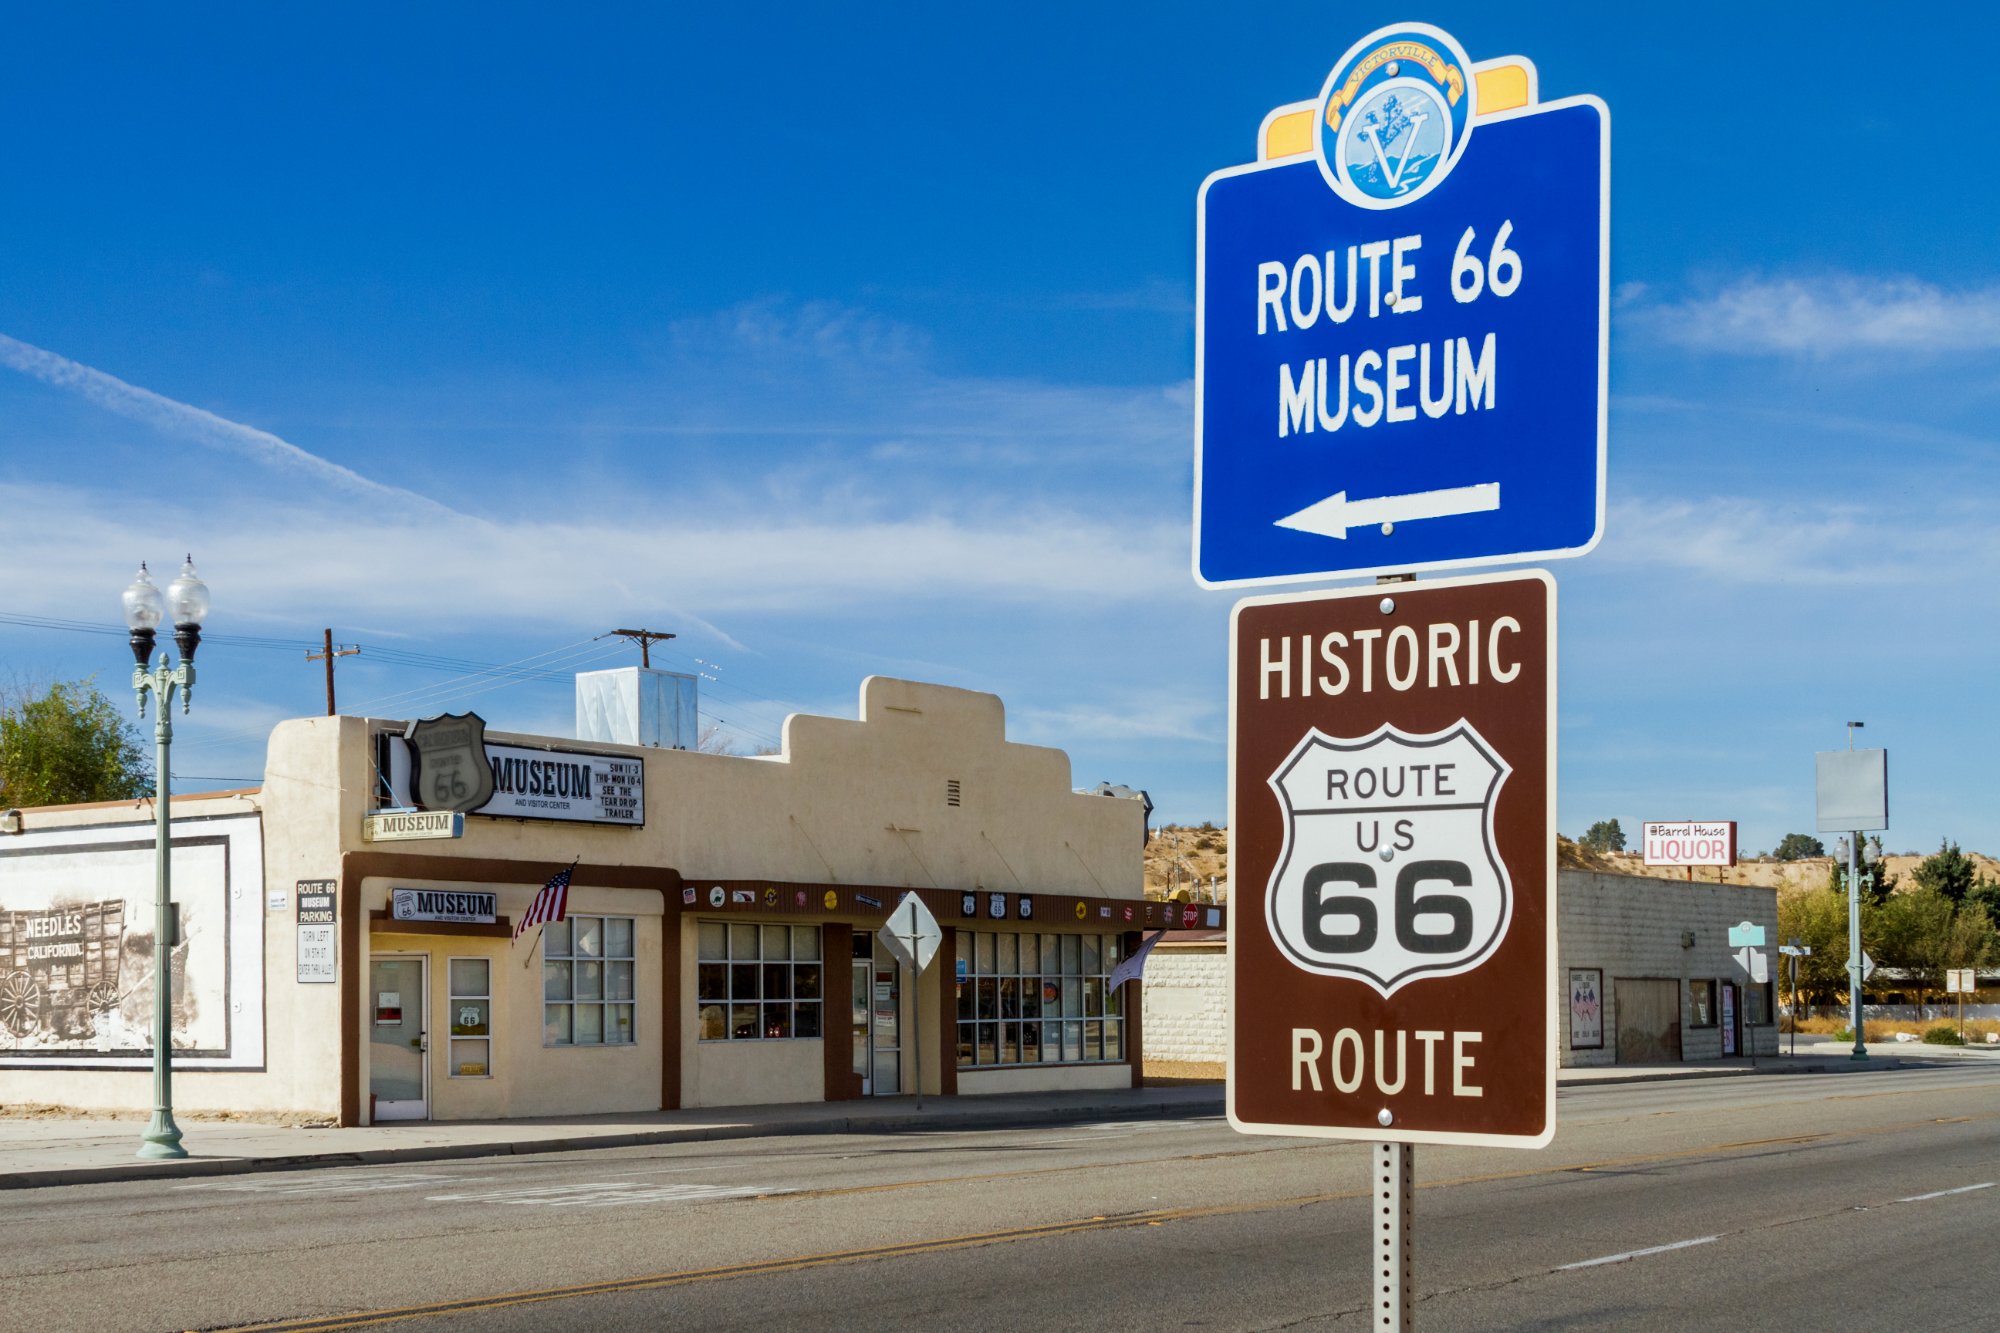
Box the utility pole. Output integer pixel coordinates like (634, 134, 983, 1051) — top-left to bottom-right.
(608, 628, 676, 668)
(305, 630, 360, 716)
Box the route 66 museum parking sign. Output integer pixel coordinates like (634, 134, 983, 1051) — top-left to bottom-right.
(1227, 572, 1555, 1146)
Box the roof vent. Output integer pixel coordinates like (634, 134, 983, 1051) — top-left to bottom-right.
(946, 779, 962, 808)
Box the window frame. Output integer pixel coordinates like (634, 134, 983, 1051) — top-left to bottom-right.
(543, 914, 638, 1048)
(1688, 977, 1717, 1028)
(695, 921, 825, 1042)
(956, 929, 1125, 1070)
(447, 955, 493, 1079)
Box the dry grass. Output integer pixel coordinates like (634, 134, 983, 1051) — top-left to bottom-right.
(1143, 1059, 1222, 1084)
(1787, 1015, 2000, 1042)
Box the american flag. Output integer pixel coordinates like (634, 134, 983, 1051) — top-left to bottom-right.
(515, 861, 576, 940)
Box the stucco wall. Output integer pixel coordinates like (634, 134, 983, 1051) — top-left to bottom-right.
(957, 1063, 1131, 1095)
(0, 677, 1149, 1120)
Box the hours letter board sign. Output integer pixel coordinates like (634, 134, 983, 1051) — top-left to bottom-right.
(1227, 571, 1555, 1146)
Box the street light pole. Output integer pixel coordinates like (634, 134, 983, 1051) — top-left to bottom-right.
(123, 558, 211, 1161)
(1840, 832, 1867, 1062)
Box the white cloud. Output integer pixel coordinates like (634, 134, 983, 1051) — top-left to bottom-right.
(1598, 494, 2000, 587)
(0, 481, 1187, 631)
(1630, 275, 2000, 355)
(0, 332, 455, 513)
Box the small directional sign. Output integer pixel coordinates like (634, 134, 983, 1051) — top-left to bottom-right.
(1193, 24, 1607, 587)
(879, 891, 942, 974)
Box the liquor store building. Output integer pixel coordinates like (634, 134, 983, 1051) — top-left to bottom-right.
(0, 676, 1215, 1125)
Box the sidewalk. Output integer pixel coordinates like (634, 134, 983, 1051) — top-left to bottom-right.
(3, 1043, 1987, 1191)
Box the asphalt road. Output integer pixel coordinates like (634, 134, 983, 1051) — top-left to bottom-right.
(6, 1066, 1998, 1331)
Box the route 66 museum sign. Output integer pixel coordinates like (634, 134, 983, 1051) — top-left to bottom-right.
(1227, 572, 1554, 1147)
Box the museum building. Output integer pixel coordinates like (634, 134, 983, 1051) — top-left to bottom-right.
(0, 675, 1219, 1124)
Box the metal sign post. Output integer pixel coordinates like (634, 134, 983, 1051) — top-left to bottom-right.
(1377, 1143, 1416, 1331)
(879, 892, 942, 1110)
(1201, 23, 1604, 1323)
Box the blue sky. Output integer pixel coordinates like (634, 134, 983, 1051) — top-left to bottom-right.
(2, 4, 1996, 857)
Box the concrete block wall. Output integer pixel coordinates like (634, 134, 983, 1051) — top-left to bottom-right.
(1142, 945, 1226, 1064)
(1559, 870, 1780, 1067)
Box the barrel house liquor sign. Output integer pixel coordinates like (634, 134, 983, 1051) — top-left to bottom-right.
(1642, 821, 1736, 869)
(1228, 573, 1556, 1146)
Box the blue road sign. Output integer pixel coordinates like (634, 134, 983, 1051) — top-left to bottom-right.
(1193, 26, 1607, 588)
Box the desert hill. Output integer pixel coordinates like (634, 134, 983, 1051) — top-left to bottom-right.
(1143, 825, 1996, 901)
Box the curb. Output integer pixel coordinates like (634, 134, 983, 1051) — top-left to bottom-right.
(7, 1053, 1960, 1191)
(0, 1093, 1227, 1192)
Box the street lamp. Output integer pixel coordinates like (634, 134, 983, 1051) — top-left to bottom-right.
(122, 557, 210, 1160)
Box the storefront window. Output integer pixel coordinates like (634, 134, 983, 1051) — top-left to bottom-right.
(1745, 982, 1772, 1026)
(957, 931, 1125, 1068)
(545, 915, 636, 1046)
(449, 957, 491, 1077)
(1689, 978, 1716, 1028)
(696, 922, 822, 1041)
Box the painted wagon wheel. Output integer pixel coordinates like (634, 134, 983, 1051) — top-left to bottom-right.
(86, 981, 121, 1014)
(0, 971, 42, 1038)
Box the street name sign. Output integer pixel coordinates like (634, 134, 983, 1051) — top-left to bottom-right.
(1193, 23, 1607, 587)
(1227, 571, 1555, 1146)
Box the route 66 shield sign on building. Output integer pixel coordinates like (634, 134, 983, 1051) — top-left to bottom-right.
(1228, 571, 1554, 1147)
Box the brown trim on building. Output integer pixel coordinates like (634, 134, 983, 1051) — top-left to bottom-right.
(366, 911, 513, 938)
(660, 887, 682, 1112)
(336, 851, 683, 1127)
(820, 923, 861, 1101)
(691, 879, 1224, 936)
(1123, 929, 1143, 1088)
(937, 926, 958, 1097)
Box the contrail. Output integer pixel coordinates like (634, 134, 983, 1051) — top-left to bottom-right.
(0, 331, 458, 515)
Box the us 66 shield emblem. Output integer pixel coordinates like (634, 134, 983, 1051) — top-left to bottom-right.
(1267, 721, 1511, 994)
(1228, 570, 1555, 1148)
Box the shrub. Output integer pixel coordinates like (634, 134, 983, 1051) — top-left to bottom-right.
(1922, 1026, 1965, 1045)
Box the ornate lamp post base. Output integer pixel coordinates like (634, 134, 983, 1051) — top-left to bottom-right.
(138, 1112, 187, 1160)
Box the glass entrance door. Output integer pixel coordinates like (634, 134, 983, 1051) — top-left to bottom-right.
(870, 953, 901, 1095)
(851, 952, 903, 1096)
(851, 960, 872, 1094)
(369, 956, 428, 1121)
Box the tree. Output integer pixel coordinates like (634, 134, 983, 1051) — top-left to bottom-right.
(1580, 819, 1626, 854)
(1777, 885, 1857, 1009)
(0, 679, 151, 807)
(1773, 832, 1825, 861)
(1876, 886, 1999, 1005)
(1968, 877, 2000, 932)
(1911, 839, 1978, 905)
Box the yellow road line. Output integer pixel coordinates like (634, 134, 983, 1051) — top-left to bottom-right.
(200, 1108, 2000, 1332)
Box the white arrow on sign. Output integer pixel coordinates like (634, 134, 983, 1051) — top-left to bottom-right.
(1275, 482, 1500, 540)
(1860, 950, 1876, 982)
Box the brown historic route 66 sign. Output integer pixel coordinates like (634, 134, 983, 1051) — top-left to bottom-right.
(1227, 571, 1555, 1147)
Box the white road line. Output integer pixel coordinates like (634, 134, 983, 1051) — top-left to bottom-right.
(1558, 1236, 1719, 1271)
(1895, 1182, 1995, 1203)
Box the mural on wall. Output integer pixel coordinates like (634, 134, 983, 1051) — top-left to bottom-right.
(0, 815, 264, 1068)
